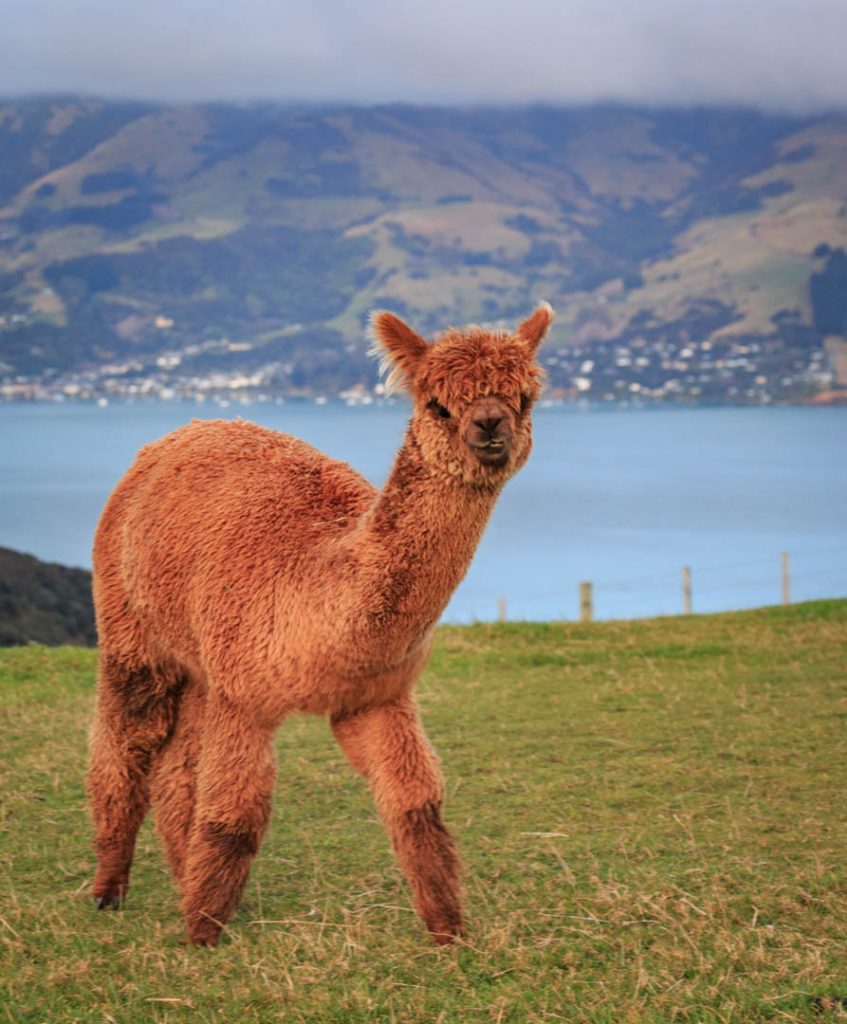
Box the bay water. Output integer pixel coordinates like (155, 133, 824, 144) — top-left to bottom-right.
(1, 400, 844, 622)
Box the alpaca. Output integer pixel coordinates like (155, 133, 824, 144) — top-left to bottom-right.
(87, 304, 553, 947)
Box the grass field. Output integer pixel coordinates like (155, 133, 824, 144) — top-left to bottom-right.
(1, 602, 845, 1023)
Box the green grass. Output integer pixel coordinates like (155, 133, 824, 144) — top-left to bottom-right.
(1, 602, 846, 1023)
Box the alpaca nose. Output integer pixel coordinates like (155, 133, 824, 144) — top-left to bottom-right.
(472, 413, 503, 437)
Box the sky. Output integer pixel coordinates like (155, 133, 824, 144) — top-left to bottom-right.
(3, 0, 847, 112)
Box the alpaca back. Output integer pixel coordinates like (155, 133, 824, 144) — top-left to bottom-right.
(93, 418, 375, 683)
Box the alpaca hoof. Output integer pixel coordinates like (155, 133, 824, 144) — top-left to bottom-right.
(427, 914, 465, 946)
(94, 892, 123, 910)
(92, 868, 127, 909)
(187, 919, 223, 947)
(93, 874, 126, 910)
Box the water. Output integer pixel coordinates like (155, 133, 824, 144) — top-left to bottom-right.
(1, 400, 844, 622)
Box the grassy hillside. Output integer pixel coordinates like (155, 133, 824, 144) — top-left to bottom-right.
(2, 100, 846, 398)
(1, 601, 845, 1022)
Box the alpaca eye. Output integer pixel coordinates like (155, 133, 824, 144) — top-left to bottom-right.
(428, 399, 451, 419)
(519, 393, 532, 412)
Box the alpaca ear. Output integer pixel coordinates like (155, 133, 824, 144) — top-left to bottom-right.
(516, 302, 555, 354)
(368, 310, 429, 394)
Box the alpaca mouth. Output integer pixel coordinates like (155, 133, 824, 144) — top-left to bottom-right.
(469, 440, 509, 466)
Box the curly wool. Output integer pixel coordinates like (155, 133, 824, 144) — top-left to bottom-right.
(87, 304, 553, 947)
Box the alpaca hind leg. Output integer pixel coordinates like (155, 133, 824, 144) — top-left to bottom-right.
(179, 698, 276, 946)
(333, 697, 464, 945)
(88, 655, 183, 908)
(150, 682, 206, 888)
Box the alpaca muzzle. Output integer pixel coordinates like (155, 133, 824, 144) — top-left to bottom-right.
(464, 399, 513, 466)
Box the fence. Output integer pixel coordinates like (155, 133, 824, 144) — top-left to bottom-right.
(492, 547, 845, 623)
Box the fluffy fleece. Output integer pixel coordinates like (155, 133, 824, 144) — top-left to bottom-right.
(87, 304, 553, 946)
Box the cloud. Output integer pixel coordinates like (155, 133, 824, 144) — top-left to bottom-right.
(3, 0, 846, 111)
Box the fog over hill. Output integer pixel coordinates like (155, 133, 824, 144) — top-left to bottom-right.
(1, 98, 846, 403)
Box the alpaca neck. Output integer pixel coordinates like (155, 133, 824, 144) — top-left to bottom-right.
(353, 426, 500, 644)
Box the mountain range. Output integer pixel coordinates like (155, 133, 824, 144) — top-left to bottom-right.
(1, 98, 846, 400)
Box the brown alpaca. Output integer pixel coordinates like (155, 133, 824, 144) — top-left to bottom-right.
(87, 304, 553, 946)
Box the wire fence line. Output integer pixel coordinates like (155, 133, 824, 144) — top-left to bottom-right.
(597, 544, 844, 593)
(482, 544, 845, 623)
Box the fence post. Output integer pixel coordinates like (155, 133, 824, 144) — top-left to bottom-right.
(782, 552, 790, 605)
(682, 566, 692, 615)
(579, 581, 593, 623)
(497, 596, 507, 622)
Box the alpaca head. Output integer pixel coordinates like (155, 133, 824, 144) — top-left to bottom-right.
(370, 305, 553, 487)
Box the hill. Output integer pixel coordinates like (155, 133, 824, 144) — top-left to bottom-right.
(0, 602, 845, 1021)
(1, 99, 846, 402)
(0, 546, 95, 646)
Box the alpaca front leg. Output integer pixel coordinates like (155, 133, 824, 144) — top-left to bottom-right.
(179, 699, 276, 946)
(390, 797, 465, 945)
(333, 698, 464, 944)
